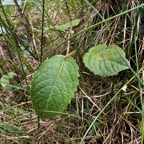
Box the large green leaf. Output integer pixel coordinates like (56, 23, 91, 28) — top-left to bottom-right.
(30, 55, 79, 118)
(83, 44, 130, 77)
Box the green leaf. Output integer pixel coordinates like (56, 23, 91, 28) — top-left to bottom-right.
(49, 19, 80, 31)
(0, 72, 16, 87)
(7, 71, 16, 79)
(30, 55, 79, 118)
(83, 44, 130, 77)
(0, 75, 9, 87)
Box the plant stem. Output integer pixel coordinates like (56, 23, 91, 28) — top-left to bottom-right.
(40, 0, 45, 62)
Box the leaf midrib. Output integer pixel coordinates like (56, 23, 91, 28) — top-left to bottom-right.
(44, 57, 65, 115)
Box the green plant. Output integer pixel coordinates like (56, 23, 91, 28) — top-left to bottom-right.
(30, 44, 130, 118)
(83, 44, 130, 77)
(0, 71, 16, 87)
(31, 55, 79, 118)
